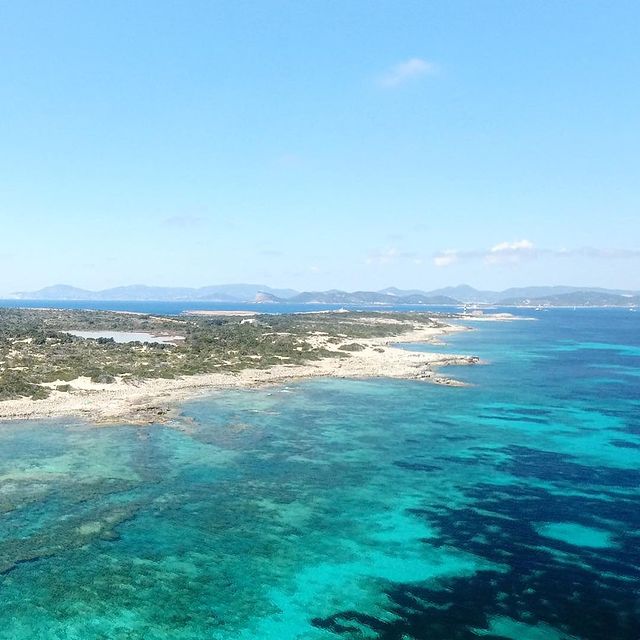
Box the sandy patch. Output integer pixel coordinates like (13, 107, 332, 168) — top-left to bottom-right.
(0, 322, 478, 425)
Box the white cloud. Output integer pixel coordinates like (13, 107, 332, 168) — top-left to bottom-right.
(433, 250, 459, 267)
(433, 239, 640, 268)
(569, 247, 640, 259)
(485, 239, 536, 264)
(377, 58, 438, 88)
(433, 239, 535, 267)
(490, 239, 534, 253)
(366, 246, 419, 266)
(366, 247, 399, 265)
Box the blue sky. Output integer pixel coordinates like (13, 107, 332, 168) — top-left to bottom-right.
(1, 0, 638, 294)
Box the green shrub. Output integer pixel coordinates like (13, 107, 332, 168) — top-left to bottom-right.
(338, 342, 365, 352)
(0, 370, 50, 400)
(89, 372, 116, 384)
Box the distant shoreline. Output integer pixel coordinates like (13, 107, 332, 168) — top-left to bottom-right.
(0, 320, 478, 426)
(1, 299, 636, 313)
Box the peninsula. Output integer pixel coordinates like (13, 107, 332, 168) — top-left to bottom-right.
(0, 308, 478, 424)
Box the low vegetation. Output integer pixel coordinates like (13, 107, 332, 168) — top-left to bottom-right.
(0, 308, 450, 401)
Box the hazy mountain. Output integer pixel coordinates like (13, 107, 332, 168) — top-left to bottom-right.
(498, 285, 637, 300)
(288, 291, 458, 305)
(11, 284, 299, 302)
(423, 284, 639, 304)
(500, 291, 640, 307)
(13, 285, 95, 300)
(10, 283, 639, 306)
(289, 285, 639, 306)
(196, 284, 299, 300)
(424, 285, 499, 303)
(101, 285, 232, 301)
(254, 292, 282, 303)
(377, 287, 431, 297)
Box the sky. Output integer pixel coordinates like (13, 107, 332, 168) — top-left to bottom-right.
(1, 0, 639, 295)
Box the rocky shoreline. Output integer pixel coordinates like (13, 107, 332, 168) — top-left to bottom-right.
(0, 321, 478, 425)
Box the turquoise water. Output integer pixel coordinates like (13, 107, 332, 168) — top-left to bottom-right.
(0, 310, 638, 639)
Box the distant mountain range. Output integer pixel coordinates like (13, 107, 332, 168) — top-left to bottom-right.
(9, 284, 640, 307)
(394, 284, 640, 304)
(10, 284, 298, 303)
(499, 291, 640, 307)
(273, 290, 459, 305)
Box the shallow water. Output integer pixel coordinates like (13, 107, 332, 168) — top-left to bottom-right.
(0, 310, 638, 639)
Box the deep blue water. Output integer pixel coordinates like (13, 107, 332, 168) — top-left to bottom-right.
(0, 299, 466, 315)
(0, 309, 638, 639)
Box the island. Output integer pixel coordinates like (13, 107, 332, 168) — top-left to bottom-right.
(0, 308, 481, 424)
(10, 283, 640, 307)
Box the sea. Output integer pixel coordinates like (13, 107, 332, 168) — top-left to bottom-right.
(0, 305, 638, 639)
(0, 299, 465, 315)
